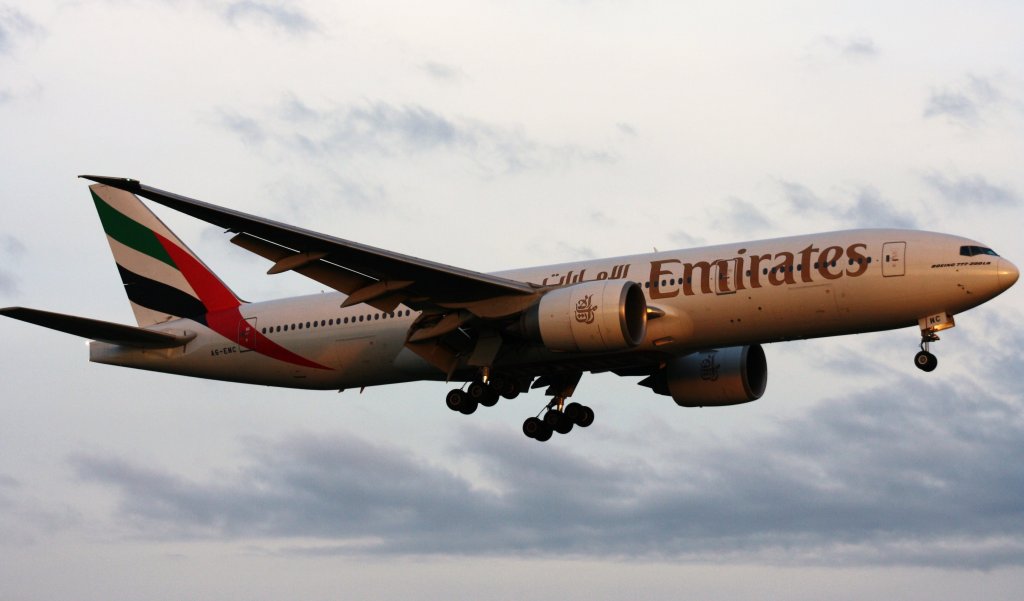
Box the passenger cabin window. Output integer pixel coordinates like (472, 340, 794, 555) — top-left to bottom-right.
(960, 245, 999, 257)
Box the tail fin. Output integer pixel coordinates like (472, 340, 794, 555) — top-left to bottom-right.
(89, 183, 243, 327)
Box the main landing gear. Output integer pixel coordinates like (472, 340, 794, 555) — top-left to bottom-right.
(521, 372, 594, 443)
(443, 370, 595, 441)
(522, 400, 594, 442)
(445, 374, 522, 415)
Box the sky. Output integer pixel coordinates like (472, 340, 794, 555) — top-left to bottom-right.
(1, 1, 1024, 599)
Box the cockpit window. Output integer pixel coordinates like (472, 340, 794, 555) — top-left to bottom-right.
(960, 245, 1000, 257)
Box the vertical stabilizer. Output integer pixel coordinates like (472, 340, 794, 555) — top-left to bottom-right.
(89, 183, 242, 327)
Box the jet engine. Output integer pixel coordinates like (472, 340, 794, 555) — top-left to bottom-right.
(521, 279, 647, 352)
(646, 345, 768, 407)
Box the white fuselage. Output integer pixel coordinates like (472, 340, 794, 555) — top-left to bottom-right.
(88, 229, 1017, 389)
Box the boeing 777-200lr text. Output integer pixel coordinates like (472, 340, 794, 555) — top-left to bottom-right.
(2, 176, 1018, 441)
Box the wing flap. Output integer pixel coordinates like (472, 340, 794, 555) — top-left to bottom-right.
(1, 307, 196, 349)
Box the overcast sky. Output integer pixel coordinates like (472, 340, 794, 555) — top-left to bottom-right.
(2, 1, 1024, 600)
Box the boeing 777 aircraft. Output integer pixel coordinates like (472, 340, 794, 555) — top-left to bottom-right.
(2, 176, 1019, 441)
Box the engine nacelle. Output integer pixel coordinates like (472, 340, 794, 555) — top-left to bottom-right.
(522, 280, 647, 352)
(665, 345, 768, 407)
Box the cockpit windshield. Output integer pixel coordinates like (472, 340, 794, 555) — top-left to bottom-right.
(960, 245, 1000, 257)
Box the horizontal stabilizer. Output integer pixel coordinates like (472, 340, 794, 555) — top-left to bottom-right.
(0, 307, 196, 349)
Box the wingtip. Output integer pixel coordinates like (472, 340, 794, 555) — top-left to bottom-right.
(79, 175, 142, 192)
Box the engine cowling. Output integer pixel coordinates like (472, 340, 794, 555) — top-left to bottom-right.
(664, 345, 768, 407)
(522, 280, 647, 352)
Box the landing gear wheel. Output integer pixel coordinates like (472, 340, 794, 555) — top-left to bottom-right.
(564, 403, 595, 427)
(468, 381, 499, 407)
(445, 389, 467, 412)
(914, 350, 938, 372)
(544, 410, 574, 435)
(522, 417, 552, 441)
(446, 389, 477, 414)
(577, 405, 595, 428)
(498, 380, 520, 400)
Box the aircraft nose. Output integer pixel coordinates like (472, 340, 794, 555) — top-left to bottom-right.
(999, 258, 1020, 290)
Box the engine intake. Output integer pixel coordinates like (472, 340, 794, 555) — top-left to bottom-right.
(522, 280, 647, 352)
(656, 345, 768, 407)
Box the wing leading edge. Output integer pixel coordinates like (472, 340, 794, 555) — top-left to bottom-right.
(0, 307, 195, 349)
(79, 176, 538, 313)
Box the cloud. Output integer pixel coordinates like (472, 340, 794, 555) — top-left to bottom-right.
(0, 234, 25, 295)
(616, 122, 638, 136)
(216, 97, 615, 174)
(924, 75, 1008, 126)
(71, 345, 1024, 568)
(215, 109, 267, 146)
(221, 0, 317, 35)
(779, 181, 918, 229)
(923, 172, 1020, 208)
(847, 187, 917, 228)
(712, 197, 774, 234)
(821, 35, 878, 59)
(0, 5, 42, 55)
(420, 61, 466, 83)
(805, 35, 878, 63)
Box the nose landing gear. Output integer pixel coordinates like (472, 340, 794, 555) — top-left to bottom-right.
(914, 334, 939, 373)
(914, 312, 954, 372)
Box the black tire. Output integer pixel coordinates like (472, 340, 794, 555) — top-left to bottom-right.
(545, 410, 573, 435)
(535, 422, 553, 442)
(499, 380, 520, 400)
(467, 381, 488, 400)
(468, 380, 499, 407)
(577, 405, 595, 428)
(523, 417, 543, 439)
(445, 389, 467, 412)
(914, 350, 938, 372)
(564, 402, 583, 423)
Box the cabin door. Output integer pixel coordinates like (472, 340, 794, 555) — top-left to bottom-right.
(882, 242, 906, 277)
(238, 317, 258, 352)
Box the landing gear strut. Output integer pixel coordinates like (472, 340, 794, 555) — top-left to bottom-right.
(914, 312, 955, 373)
(914, 333, 939, 373)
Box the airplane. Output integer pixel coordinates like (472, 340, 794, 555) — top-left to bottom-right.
(1, 176, 1018, 442)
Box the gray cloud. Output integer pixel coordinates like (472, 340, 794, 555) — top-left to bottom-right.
(806, 35, 878, 63)
(780, 181, 918, 229)
(616, 122, 637, 136)
(215, 109, 266, 146)
(848, 187, 917, 228)
(217, 97, 614, 174)
(923, 172, 1020, 208)
(221, 0, 317, 35)
(669, 230, 706, 248)
(420, 61, 466, 83)
(822, 35, 878, 59)
(924, 75, 1007, 126)
(713, 197, 773, 234)
(0, 6, 41, 55)
(0, 234, 25, 295)
(71, 345, 1024, 568)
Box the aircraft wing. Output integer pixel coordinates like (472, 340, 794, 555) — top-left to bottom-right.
(0, 307, 196, 349)
(80, 176, 538, 315)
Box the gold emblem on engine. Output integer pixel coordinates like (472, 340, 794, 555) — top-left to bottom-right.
(699, 351, 720, 381)
(575, 294, 597, 324)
